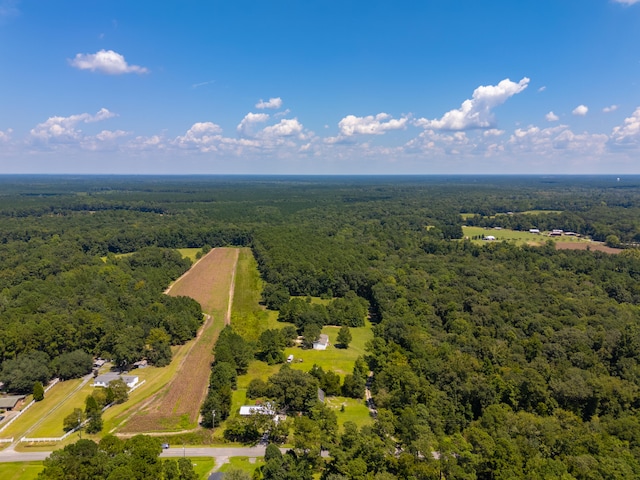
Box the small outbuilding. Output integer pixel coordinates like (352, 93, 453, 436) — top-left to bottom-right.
(0, 395, 25, 411)
(239, 405, 276, 417)
(92, 373, 139, 389)
(313, 334, 330, 350)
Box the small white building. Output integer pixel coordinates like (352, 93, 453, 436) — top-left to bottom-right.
(313, 334, 330, 350)
(239, 405, 275, 416)
(92, 373, 139, 389)
(529, 229, 540, 234)
(483, 235, 496, 241)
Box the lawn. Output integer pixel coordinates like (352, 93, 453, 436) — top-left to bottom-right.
(0, 459, 214, 480)
(188, 457, 216, 479)
(0, 462, 43, 480)
(326, 397, 373, 429)
(218, 456, 264, 476)
(0, 378, 83, 439)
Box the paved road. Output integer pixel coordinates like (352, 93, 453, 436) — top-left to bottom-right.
(0, 446, 269, 463)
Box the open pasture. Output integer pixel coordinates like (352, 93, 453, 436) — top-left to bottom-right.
(0, 462, 43, 480)
(462, 226, 589, 246)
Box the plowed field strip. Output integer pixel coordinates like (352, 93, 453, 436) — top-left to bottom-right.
(119, 247, 239, 433)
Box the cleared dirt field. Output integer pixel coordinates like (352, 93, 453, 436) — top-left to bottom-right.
(555, 242, 622, 254)
(119, 247, 239, 433)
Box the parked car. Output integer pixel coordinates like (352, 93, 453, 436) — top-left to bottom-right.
(161, 443, 169, 449)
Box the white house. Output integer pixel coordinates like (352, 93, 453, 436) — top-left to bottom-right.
(92, 373, 139, 389)
(239, 405, 275, 416)
(313, 334, 329, 350)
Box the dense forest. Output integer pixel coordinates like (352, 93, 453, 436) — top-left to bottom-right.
(3, 174, 640, 479)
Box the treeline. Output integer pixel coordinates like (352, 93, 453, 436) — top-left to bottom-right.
(0, 245, 203, 393)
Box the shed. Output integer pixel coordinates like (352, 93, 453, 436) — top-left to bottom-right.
(313, 334, 330, 350)
(0, 395, 25, 411)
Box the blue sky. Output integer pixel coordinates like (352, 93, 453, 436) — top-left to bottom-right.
(1, 0, 640, 174)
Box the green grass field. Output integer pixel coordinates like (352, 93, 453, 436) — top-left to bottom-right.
(0, 462, 44, 480)
(462, 226, 589, 246)
(0, 458, 214, 480)
(230, 248, 269, 342)
(177, 248, 203, 262)
(189, 457, 216, 479)
(326, 397, 373, 429)
(218, 456, 265, 476)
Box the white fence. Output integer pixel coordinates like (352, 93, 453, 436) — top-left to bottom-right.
(16, 379, 145, 444)
(0, 437, 13, 443)
(0, 378, 60, 434)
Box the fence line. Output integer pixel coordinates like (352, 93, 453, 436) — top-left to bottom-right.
(0, 378, 60, 434)
(17, 380, 145, 444)
(0, 437, 13, 443)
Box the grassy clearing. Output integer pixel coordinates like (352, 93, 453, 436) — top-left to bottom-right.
(462, 226, 589, 246)
(177, 248, 203, 262)
(230, 248, 269, 342)
(326, 397, 373, 429)
(0, 462, 43, 480)
(219, 456, 264, 475)
(284, 321, 373, 376)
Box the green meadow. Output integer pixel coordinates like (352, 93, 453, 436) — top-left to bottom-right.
(462, 226, 588, 246)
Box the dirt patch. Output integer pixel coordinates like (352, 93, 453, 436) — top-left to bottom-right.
(555, 242, 622, 254)
(120, 248, 239, 433)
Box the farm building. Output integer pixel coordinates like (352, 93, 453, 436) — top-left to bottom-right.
(239, 405, 276, 416)
(313, 334, 330, 350)
(93, 358, 106, 368)
(483, 235, 496, 241)
(529, 228, 540, 234)
(0, 395, 25, 411)
(92, 373, 139, 389)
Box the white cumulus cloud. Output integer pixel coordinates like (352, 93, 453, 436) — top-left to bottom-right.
(338, 113, 408, 136)
(174, 122, 223, 151)
(261, 118, 304, 137)
(255, 97, 283, 109)
(0, 128, 12, 142)
(415, 77, 530, 130)
(603, 105, 619, 113)
(30, 108, 117, 141)
(69, 49, 149, 75)
(237, 113, 270, 136)
(546, 112, 559, 122)
(572, 105, 588, 116)
(610, 107, 640, 146)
